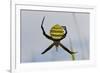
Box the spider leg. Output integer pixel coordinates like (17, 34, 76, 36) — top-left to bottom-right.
(41, 43, 55, 54)
(59, 43, 77, 55)
(41, 16, 53, 40)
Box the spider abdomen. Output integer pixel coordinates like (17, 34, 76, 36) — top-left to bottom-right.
(50, 24, 64, 39)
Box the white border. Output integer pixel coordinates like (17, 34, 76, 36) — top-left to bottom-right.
(11, 3, 96, 73)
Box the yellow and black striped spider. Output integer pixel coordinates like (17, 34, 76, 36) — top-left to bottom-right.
(41, 16, 76, 55)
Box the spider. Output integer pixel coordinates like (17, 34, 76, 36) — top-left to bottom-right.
(41, 16, 76, 55)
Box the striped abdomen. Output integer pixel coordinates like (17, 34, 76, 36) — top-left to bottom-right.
(50, 24, 64, 39)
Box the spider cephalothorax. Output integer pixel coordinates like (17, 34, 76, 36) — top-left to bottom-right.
(41, 16, 76, 55)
